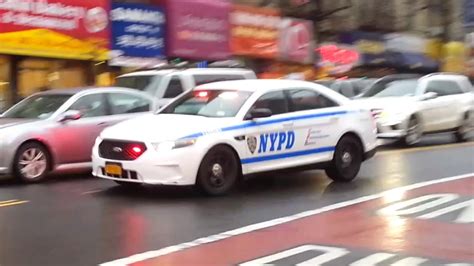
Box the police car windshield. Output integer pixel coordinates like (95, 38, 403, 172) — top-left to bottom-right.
(161, 90, 252, 118)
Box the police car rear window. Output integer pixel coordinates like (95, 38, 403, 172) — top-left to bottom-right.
(162, 90, 251, 118)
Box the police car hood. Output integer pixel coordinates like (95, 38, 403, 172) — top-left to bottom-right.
(101, 114, 236, 142)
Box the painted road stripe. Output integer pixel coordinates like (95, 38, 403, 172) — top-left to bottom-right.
(100, 173, 474, 266)
(0, 199, 28, 208)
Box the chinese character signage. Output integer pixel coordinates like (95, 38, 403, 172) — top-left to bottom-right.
(279, 18, 314, 64)
(166, 0, 231, 60)
(230, 5, 280, 59)
(0, 0, 109, 60)
(110, 3, 165, 67)
(316, 44, 360, 74)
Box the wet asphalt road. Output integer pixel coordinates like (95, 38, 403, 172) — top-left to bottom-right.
(0, 134, 473, 266)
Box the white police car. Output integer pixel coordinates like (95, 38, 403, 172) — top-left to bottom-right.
(92, 80, 377, 195)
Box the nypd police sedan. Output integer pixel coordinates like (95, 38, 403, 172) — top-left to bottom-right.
(92, 80, 377, 195)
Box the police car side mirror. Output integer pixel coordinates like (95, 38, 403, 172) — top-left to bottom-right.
(248, 108, 272, 120)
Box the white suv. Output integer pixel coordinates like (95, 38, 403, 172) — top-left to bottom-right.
(115, 68, 257, 108)
(355, 73, 474, 145)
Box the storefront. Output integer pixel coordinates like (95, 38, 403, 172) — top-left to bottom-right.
(337, 31, 396, 77)
(384, 33, 439, 73)
(0, 0, 110, 107)
(109, 2, 166, 71)
(164, 0, 231, 61)
(0, 55, 9, 111)
(466, 33, 474, 78)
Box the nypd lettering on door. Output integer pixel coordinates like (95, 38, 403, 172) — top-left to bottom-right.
(246, 131, 295, 154)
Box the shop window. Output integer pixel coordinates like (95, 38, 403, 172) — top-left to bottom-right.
(0, 56, 10, 111)
(18, 59, 89, 99)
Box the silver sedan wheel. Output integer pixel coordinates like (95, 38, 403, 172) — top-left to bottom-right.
(457, 112, 474, 139)
(19, 148, 47, 180)
(405, 119, 422, 145)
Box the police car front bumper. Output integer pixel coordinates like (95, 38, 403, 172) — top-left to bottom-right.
(92, 143, 202, 186)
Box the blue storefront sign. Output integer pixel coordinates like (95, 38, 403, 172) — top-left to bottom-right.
(110, 3, 166, 67)
(465, 0, 474, 27)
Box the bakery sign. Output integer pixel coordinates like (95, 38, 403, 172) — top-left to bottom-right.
(0, 0, 110, 60)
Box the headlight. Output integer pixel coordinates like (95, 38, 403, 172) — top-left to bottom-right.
(152, 138, 197, 151)
(379, 110, 407, 121)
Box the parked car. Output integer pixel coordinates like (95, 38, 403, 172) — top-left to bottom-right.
(0, 87, 156, 183)
(315, 78, 376, 98)
(355, 74, 422, 98)
(115, 68, 257, 108)
(92, 80, 377, 195)
(354, 73, 474, 145)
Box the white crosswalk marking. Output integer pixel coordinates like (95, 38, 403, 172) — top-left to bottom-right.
(418, 199, 474, 223)
(350, 253, 397, 266)
(391, 257, 428, 265)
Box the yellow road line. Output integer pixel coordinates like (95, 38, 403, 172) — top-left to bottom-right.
(378, 142, 474, 156)
(0, 200, 29, 208)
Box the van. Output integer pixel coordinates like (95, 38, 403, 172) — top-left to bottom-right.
(115, 68, 257, 108)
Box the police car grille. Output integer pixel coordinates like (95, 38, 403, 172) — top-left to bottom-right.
(98, 140, 146, 161)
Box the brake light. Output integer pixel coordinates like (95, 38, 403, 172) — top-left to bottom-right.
(132, 146, 142, 153)
(127, 144, 146, 159)
(196, 91, 209, 98)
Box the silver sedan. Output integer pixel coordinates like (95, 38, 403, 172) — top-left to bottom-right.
(0, 87, 156, 183)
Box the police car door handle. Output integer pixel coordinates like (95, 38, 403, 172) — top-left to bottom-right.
(282, 122, 294, 128)
(330, 117, 339, 123)
(98, 122, 110, 126)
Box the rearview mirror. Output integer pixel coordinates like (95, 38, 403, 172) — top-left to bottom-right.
(420, 92, 438, 101)
(247, 108, 272, 120)
(58, 110, 82, 122)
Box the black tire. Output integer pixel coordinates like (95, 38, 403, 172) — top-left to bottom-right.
(401, 116, 422, 146)
(197, 145, 240, 196)
(455, 111, 473, 142)
(13, 142, 51, 183)
(325, 135, 363, 182)
(114, 181, 142, 187)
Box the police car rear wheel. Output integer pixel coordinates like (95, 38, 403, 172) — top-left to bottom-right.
(197, 146, 240, 196)
(325, 135, 362, 182)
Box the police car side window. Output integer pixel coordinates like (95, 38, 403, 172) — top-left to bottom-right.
(164, 77, 184, 98)
(288, 89, 337, 111)
(252, 91, 289, 116)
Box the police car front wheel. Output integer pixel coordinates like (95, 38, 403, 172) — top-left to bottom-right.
(325, 135, 363, 182)
(197, 145, 240, 196)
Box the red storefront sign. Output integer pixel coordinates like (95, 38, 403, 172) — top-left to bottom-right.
(0, 0, 110, 60)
